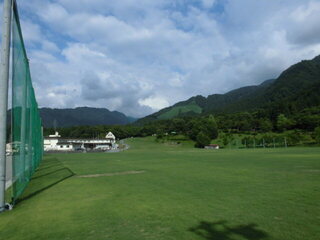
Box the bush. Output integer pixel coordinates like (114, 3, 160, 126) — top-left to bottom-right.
(314, 127, 320, 144)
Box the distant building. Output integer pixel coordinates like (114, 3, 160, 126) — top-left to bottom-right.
(6, 143, 12, 155)
(105, 132, 116, 141)
(44, 131, 117, 152)
(204, 144, 220, 149)
(49, 131, 61, 138)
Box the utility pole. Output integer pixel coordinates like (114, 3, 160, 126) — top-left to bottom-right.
(0, 0, 13, 212)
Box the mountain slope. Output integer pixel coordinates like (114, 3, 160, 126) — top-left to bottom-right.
(137, 79, 275, 124)
(40, 107, 135, 127)
(137, 55, 320, 124)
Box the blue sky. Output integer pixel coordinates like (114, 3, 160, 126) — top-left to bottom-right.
(1, 0, 320, 117)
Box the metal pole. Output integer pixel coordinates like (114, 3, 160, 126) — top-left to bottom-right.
(0, 0, 12, 212)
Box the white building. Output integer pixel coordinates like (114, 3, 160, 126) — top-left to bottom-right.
(204, 144, 220, 149)
(44, 131, 116, 152)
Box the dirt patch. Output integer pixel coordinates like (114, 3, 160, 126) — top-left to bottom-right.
(77, 170, 145, 178)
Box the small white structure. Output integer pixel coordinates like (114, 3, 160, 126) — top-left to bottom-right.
(49, 131, 61, 138)
(204, 144, 220, 150)
(44, 134, 60, 151)
(6, 143, 12, 155)
(44, 131, 117, 152)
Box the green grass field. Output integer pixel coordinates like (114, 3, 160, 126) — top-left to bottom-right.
(1, 137, 319, 240)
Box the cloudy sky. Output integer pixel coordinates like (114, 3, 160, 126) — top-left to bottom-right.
(1, 0, 320, 117)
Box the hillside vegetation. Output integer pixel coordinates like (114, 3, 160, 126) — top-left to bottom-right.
(157, 101, 202, 120)
(137, 55, 320, 124)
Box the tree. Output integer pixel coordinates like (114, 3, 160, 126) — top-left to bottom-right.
(238, 120, 251, 131)
(276, 114, 295, 132)
(259, 119, 273, 132)
(205, 115, 219, 139)
(187, 120, 202, 141)
(314, 126, 320, 144)
(171, 118, 187, 133)
(195, 131, 211, 148)
(222, 134, 229, 147)
(285, 130, 304, 146)
(156, 133, 165, 142)
(222, 133, 234, 147)
(241, 136, 251, 147)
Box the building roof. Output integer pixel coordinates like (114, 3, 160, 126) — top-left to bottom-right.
(44, 131, 116, 141)
(45, 138, 114, 143)
(49, 131, 61, 138)
(56, 141, 72, 145)
(106, 132, 116, 139)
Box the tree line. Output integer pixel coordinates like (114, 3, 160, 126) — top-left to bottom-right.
(44, 105, 320, 148)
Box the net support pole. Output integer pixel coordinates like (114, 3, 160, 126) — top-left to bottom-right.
(0, 0, 12, 212)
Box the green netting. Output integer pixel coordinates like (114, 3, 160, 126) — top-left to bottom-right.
(11, 2, 43, 202)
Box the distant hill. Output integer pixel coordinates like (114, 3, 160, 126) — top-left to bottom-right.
(137, 55, 320, 124)
(39, 107, 136, 127)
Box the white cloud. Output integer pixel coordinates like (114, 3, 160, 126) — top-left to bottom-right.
(169, 74, 184, 87)
(37, 3, 69, 23)
(139, 96, 170, 110)
(287, 1, 320, 45)
(2, 0, 320, 118)
(201, 0, 216, 9)
(19, 20, 42, 43)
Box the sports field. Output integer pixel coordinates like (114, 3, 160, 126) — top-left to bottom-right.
(0, 137, 319, 240)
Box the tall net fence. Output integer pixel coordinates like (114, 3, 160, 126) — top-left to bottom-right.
(11, 2, 43, 202)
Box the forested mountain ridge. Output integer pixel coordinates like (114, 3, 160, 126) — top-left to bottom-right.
(39, 107, 136, 127)
(137, 55, 320, 124)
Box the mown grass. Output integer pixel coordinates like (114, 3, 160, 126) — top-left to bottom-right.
(0, 137, 319, 240)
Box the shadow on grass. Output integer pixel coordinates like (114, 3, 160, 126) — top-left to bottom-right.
(15, 158, 75, 205)
(189, 221, 268, 240)
(31, 168, 69, 180)
(35, 164, 60, 172)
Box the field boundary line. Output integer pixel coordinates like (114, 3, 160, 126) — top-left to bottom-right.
(77, 170, 145, 178)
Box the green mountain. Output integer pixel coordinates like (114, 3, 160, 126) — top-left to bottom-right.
(137, 55, 320, 124)
(39, 107, 136, 127)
